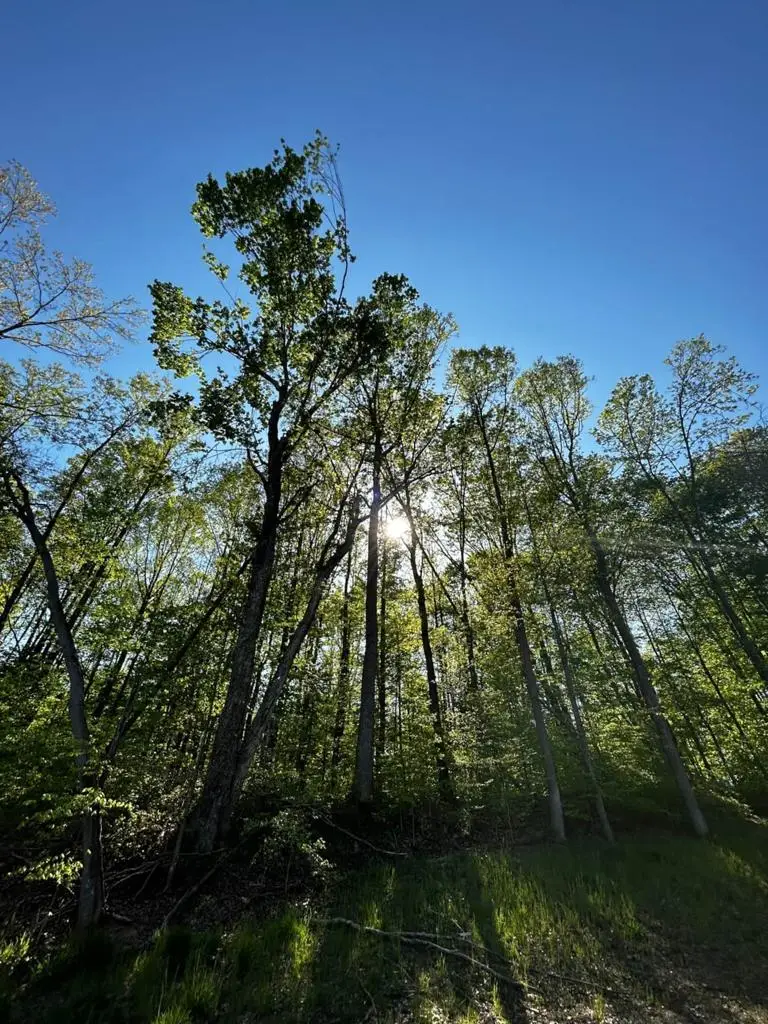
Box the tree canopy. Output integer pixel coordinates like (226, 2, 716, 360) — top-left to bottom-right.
(1, 145, 766, 1018)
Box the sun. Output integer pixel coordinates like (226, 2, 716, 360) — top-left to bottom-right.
(384, 514, 410, 541)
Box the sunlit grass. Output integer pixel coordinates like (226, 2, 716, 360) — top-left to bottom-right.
(6, 814, 768, 1022)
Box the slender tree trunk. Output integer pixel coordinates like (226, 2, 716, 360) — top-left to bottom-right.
(474, 409, 565, 841)
(331, 549, 354, 771)
(3, 472, 104, 927)
(518, 487, 614, 842)
(587, 531, 708, 837)
(510, 586, 566, 841)
(404, 505, 454, 801)
(460, 572, 480, 692)
(377, 538, 387, 765)
(352, 451, 380, 807)
(549, 609, 613, 842)
(571, 597, 640, 731)
(232, 513, 361, 801)
(533, 628, 578, 740)
(295, 631, 321, 777)
(186, 463, 282, 853)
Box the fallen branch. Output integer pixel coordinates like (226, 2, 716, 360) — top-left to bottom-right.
(318, 816, 408, 857)
(423, 909, 606, 991)
(319, 917, 529, 991)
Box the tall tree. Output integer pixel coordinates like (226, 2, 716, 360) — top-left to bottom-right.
(450, 346, 566, 842)
(0, 362, 152, 926)
(151, 137, 389, 850)
(597, 338, 767, 686)
(517, 355, 709, 837)
(348, 276, 454, 807)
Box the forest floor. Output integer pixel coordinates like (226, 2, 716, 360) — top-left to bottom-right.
(3, 807, 768, 1024)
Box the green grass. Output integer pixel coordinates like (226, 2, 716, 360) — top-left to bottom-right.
(5, 813, 768, 1023)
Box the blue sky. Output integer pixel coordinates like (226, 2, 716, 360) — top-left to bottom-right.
(4, 0, 767, 407)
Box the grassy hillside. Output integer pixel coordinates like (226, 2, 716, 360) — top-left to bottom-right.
(5, 811, 767, 1024)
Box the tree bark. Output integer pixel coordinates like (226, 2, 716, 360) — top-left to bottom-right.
(587, 530, 708, 837)
(185, 437, 283, 853)
(404, 503, 454, 801)
(3, 468, 104, 927)
(352, 450, 381, 807)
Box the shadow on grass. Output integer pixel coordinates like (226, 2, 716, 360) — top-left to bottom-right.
(6, 813, 768, 1023)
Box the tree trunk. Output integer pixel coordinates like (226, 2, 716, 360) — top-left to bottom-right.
(518, 487, 613, 842)
(352, 452, 380, 807)
(404, 508, 454, 801)
(377, 538, 387, 765)
(186, 471, 282, 853)
(5, 473, 105, 927)
(460, 573, 480, 692)
(588, 531, 708, 837)
(474, 408, 565, 841)
(510, 587, 566, 841)
(232, 511, 362, 801)
(331, 549, 354, 771)
(549, 607, 613, 842)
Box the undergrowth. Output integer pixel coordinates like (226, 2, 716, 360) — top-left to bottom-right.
(3, 810, 767, 1023)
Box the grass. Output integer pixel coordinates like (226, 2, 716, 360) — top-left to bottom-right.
(4, 811, 768, 1023)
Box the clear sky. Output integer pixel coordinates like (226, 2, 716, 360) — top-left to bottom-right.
(4, 0, 767, 407)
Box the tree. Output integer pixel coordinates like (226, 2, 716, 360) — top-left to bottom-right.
(0, 361, 153, 926)
(450, 346, 566, 842)
(0, 161, 141, 364)
(346, 275, 455, 807)
(597, 338, 768, 687)
(517, 355, 709, 837)
(151, 136, 391, 851)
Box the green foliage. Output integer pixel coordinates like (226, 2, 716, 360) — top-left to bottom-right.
(1, 136, 767, 1013)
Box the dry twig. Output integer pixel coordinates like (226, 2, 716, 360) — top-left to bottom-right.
(318, 816, 407, 857)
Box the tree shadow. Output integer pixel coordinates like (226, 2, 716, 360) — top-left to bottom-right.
(14, 814, 767, 1023)
(504, 816, 768, 1022)
(300, 812, 768, 1023)
(303, 854, 529, 1022)
(457, 855, 529, 1022)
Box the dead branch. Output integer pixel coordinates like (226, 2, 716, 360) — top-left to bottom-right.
(317, 816, 408, 857)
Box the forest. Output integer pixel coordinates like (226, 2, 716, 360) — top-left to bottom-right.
(1, 140, 767, 1023)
